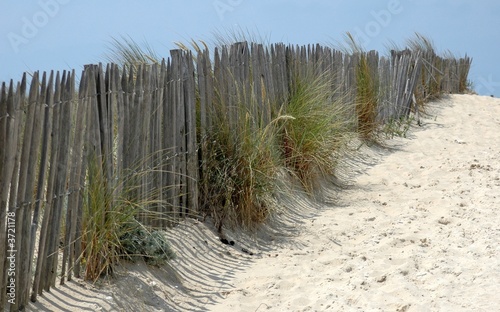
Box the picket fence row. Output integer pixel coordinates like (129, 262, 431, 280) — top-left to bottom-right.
(0, 41, 471, 310)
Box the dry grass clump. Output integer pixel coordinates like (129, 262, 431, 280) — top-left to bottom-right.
(107, 36, 160, 69)
(280, 68, 352, 193)
(342, 33, 380, 141)
(355, 53, 379, 140)
(407, 33, 443, 102)
(81, 152, 176, 281)
(199, 92, 282, 230)
(405, 33, 473, 105)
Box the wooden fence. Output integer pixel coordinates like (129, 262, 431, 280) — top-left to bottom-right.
(0, 41, 471, 311)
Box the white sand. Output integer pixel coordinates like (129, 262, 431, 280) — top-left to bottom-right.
(27, 94, 500, 311)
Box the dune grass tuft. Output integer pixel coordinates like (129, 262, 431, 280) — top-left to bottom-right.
(342, 33, 380, 141)
(81, 152, 176, 281)
(281, 68, 352, 193)
(406, 33, 444, 101)
(355, 53, 379, 140)
(458, 54, 472, 93)
(107, 36, 160, 69)
(199, 78, 282, 230)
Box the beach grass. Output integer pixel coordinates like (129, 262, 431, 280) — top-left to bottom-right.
(81, 152, 176, 281)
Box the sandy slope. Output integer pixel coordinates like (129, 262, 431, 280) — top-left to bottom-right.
(27, 94, 500, 312)
(207, 94, 500, 312)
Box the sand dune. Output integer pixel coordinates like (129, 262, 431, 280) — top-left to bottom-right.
(208, 94, 500, 312)
(28, 94, 500, 312)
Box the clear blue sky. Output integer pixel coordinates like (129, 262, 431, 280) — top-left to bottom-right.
(2, 0, 499, 96)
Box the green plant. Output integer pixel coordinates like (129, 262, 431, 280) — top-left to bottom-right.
(459, 56, 473, 93)
(81, 152, 176, 281)
(382, 116, 414, 139)
(107, 36, 160, 69)
(342, 33, 380, 141)
(211, 27, 270, 49)
(119, 226, 176, 266)
(355, 53, 379, 140)
(465, 79, 475, 94)
(281, 68, 352, 193)
(406, 33, 436, 55)
(406, 33, 443, 102)
(200, 82, 282, 230)
(81, 155, 122, 280)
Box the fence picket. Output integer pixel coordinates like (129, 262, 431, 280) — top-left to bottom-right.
(12, 71, 39, 310)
